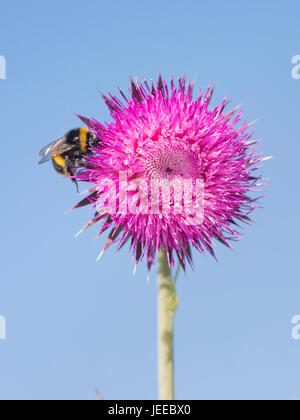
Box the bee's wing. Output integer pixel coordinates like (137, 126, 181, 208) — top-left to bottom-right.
(38, 137, 74, 164)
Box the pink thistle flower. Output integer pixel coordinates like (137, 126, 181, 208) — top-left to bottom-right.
(74, 74, 265, 272)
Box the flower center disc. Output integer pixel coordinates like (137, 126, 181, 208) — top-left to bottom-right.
(146, 145, 199, 183)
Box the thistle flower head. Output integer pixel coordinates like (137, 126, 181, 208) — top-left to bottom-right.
(74, 75, 265, 271)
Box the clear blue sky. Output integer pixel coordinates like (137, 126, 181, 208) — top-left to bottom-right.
(0, 0, 299, 400)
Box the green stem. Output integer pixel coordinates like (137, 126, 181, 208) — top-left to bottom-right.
(158, 248, 175, 400)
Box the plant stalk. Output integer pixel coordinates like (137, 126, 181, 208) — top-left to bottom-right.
(158, 248, 175, 400)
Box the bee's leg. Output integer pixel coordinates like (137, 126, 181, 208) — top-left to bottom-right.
(66, 158, 79, 193)
(72, 178, 79, 193)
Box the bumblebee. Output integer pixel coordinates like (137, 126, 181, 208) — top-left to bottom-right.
(38, 127, 99, 191)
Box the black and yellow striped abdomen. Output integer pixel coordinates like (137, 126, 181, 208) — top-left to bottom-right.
(52, 154, 68, 176)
